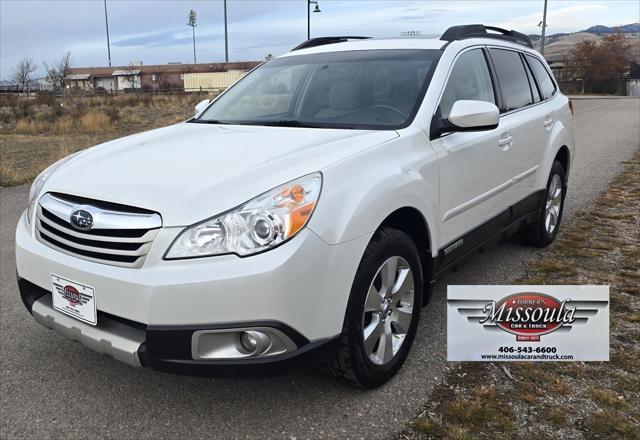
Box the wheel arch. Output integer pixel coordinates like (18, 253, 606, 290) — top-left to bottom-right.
(377, 207, 434, 305)
(554, 145, 570, 182)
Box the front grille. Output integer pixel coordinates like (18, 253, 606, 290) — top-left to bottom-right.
(35, 193, 162, 268)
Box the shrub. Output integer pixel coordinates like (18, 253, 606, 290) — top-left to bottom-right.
(79, 111, 110, 132)
(53, 116, 74, 134)
(0, 107, 14, 125)
(14, 119, 47, 134)
(35, 91, 56, 106)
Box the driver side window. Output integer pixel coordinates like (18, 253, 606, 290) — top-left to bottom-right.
(438, 49, 496, 119)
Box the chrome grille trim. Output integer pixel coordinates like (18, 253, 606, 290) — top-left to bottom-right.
(40, 193, 162, 230)
(35, 193, 161, 268)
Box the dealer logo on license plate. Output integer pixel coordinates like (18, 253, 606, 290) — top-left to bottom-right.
(51, 275, 97, 326)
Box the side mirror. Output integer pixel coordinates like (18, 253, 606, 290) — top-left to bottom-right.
(447, 100, 499, 131)
(194, 99, 210, 116)
(431, 100, 499, 138)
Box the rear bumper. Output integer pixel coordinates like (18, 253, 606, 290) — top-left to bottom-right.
(19, 278, 339, 376)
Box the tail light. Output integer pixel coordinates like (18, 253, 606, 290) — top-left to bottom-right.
(568, 99, 574, 115)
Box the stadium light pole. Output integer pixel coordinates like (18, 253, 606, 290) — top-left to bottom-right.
(103, 0, 112, 66)
(539, 0, 548, 56)
(224, 0, 229, 62)
(307, 0, 321, 40)
(188, 10, 197, 63)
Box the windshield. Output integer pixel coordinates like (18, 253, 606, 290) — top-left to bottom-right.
(196, 49, 441, 129)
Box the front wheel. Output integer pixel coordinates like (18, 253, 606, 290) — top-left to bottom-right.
(520, 160, 566, 246)
(318, 228, 422, 388)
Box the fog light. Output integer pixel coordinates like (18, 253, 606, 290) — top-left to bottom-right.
(240, 331, 258, 352)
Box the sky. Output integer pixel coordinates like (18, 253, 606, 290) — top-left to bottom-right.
(1, 0, 639, 79)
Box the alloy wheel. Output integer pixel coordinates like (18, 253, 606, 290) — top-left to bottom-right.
(362, 256, 415, 365)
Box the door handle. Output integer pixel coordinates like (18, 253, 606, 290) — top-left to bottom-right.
(498, 133, 513, 150)
(544, 117, 554, 128)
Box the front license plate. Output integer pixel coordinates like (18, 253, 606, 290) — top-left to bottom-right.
(51, 275, 97, 326)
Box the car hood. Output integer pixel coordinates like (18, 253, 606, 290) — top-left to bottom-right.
(43, 122, 397, 226)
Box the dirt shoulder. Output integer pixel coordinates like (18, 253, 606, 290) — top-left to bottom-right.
(402, 154, 640, 440)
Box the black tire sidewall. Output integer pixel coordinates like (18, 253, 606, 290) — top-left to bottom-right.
(538, 161, 567, 244)
(345, 229, 423, 388)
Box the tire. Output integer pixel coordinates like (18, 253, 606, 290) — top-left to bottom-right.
(520, 160, 566, 247)
(318, 228, 423, 388)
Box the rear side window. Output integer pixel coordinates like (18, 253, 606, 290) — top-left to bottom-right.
(524, 61, 542, 103)
(489, 48, 533, 112)
(526, 55, 556, 100)
(438, 49, 496, 119)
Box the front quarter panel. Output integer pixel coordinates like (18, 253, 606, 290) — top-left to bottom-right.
(308, 128, 440, 255)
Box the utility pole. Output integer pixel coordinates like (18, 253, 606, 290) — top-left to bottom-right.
(539, 0, 548, 56)
(188, 10, 197, 63)
(307, 0, 321, 40)
(103, 0, 112, 66)
(224, 0, 229, 62)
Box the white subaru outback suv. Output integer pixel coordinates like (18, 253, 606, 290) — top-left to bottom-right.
(16, 25, 574, 388)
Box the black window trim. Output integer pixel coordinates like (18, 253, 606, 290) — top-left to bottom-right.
(521, 52, 542, 103)
(486, 46, 538, 113)
(430, 43, 562, 141)
(523, 53, 558, 100)
(485, 44, 559, 117)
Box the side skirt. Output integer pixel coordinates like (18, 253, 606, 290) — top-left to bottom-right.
(432, 189, 545, 279)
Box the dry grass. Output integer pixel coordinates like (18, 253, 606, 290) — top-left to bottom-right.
(79, 111, 110, 132)
(0, 93, 214, 186)
(591, 387, 629, 410)
(404, 154, 640, 439)
(583, 410, 640, 438)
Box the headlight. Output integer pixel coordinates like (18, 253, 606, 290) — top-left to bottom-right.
(26, 153, 79, 224)
(165, 173, 322, 259)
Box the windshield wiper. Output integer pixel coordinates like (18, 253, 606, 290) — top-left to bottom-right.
(188, 119, 230, 125)
(258, 120, 325, 128)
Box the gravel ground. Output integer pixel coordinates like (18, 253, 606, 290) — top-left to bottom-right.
(1, 98, 639, 439)
(405, 152, 640, 440)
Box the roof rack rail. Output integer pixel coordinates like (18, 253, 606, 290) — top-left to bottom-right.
(291, 36, 371, 51)
(440, 24, 533, 48)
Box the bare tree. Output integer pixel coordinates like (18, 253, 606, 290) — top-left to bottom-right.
(566, 33, 632, 94)
(11, 57, 36, 95)
(123, 63, 140, 90)
(44, 52, 73, 93)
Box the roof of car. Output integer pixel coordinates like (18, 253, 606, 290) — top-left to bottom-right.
(279, 38, 446, 57)
(279, 36, 538, 58)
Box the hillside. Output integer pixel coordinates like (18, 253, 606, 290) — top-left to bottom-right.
(530, 23, 640, 63)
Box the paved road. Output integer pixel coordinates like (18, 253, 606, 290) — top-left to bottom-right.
(1, 98, 638, 440)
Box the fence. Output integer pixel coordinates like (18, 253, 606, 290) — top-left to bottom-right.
(627, 79, 640, 97)
(557, 79, 633, 96)
(183, 71, 246, 92)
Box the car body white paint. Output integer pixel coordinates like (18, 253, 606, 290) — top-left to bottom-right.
(447, 100, 499, 129)
(16, 36, 574, 351)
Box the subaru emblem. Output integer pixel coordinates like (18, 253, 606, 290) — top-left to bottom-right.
(70, 209, 94, 231)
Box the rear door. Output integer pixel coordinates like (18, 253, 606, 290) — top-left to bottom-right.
(487, 48, 548, 203)
(525, 52, 561, 186)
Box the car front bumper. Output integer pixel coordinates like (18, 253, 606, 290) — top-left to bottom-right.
(15, 212, 370, 374)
